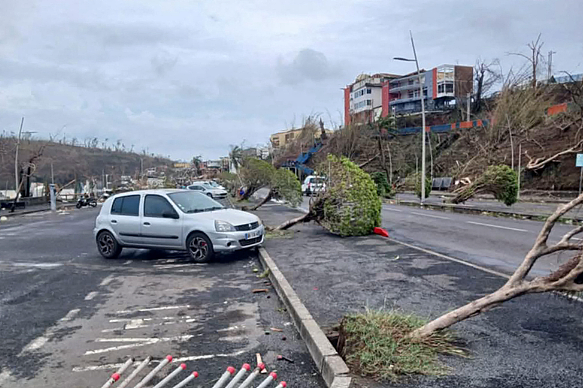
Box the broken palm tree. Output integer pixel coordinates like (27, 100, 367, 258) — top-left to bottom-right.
(273, 155, 382, 236)
(410, 193, 583, 339)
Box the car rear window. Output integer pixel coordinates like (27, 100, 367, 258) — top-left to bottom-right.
(111, 195, 140, 216)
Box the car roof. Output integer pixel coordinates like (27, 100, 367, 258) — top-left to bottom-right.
(113, 189, 185, 197)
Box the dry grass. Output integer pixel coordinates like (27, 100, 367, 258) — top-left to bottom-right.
(341, 310, 464, 382)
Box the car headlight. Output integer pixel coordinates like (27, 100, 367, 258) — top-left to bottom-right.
(257, 218, 263, 226)
(215, 220, 236, 232)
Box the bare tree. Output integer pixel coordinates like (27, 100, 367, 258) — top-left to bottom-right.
(411, 194, 583, 339)
(474, 58, 502, 112)
(510, 33, 544, 89)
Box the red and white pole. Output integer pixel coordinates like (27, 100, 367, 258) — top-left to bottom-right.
(211, 366, 236, 388)
(152, 363, 187, 388)
(170, 371, 199, 388)
(274, 382, 287, 388)
(236, 363, 265, 388)
(134, 355, 173, 388)
(100, 357, 134, 388)
(256, 372, 277, 388)
(118, 357, 152, 388)
(224, 364, 250, 388)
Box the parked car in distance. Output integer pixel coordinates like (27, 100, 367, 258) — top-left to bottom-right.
(301, 176, 326, 196)
(187, 182, 228, 199)
(94, 190, 264, 262)
(197, 180, 227, 191)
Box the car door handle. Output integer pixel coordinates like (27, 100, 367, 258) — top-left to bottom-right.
(143, 222, 150, 226)
(111, 220, 117, 224)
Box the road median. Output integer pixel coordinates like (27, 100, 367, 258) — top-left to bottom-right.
(253, 203, 583, 387)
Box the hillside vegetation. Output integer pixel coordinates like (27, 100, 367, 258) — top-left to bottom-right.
(0, 138, 174, 189)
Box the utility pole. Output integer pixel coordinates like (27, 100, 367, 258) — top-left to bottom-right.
(14, 117, 24, 196)
(547, 51, 556, 81)
(51, 161, 54, 184)
(467, 92, 471, 121)
(410, 31, 427, 203)
(517, 144, 522, 200)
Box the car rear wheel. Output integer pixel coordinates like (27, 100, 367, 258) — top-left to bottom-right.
(97, 231, 122, 259)
(187, 232, 214, 263)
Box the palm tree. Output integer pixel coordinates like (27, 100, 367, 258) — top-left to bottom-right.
(229, 145, 243, 172)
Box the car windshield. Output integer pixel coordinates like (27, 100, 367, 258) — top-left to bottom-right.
(168, 191, 224, 213)
(208, 181, 219, 187)
(310, 178, 325, 184)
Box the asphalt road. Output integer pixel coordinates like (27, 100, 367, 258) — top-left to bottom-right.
(296, 196, 580, 277)
(0, 206, 324, 388)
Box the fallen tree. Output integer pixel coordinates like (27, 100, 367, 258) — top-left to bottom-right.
(410, 193, 583, 339)
(451, 165, 518, 206)
(273, 155, 381, 236)
(237, 158, 275, 201)
(249, 168, 301, 210)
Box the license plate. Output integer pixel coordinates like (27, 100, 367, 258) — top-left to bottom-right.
(245, 230, 261, 240)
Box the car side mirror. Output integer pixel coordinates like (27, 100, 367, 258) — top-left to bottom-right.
(162, 210, 179, 219)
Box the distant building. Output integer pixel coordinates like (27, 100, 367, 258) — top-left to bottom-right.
(174, 162, 191, 169)
(552, 73, 583, 84)
(270, 127, 333, 150)
(344, 65, 473, 124)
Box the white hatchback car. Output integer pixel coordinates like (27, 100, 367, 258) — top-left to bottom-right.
(187, 183, 228, 199)
(93, 190, 264, 262)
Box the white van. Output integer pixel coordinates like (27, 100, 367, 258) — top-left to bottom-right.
(301, 176, 326, 196)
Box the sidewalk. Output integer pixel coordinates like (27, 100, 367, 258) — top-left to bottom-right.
(254, 204, 583, 388)
(395, 193, 583, 222)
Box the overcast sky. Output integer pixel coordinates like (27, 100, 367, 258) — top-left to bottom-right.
(1, 0, 582, 161)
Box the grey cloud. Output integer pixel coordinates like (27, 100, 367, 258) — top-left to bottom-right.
(277, 49, 339, 85)
(151, 51, 179, 76)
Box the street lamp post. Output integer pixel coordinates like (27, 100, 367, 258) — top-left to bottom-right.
(394, 31, 427, 203)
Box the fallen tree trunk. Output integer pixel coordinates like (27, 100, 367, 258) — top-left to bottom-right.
(247, 190, 273, 211)
(273, 212, 312, 231)
(410, 193, 583, 339)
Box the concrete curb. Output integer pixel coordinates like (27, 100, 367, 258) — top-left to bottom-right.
(392, 199, 583, 224)
(258, 247, 351, 388)
(1, 203, 77, 218)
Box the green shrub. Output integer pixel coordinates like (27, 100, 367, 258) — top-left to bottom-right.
(414, 173, 431, 199)
(371, 172, 390, 197)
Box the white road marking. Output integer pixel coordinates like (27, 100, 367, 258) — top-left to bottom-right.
(11, 262, 62, 268)
(102, 317, 196, 332)
(411, 211, 450, 220)
(100, 275, 115, 286)
(84, 335, 193, 355)
(85, 291, 98, 300)
(466, 221, 528, 232)
(115, 305, 191, 314)
(153, 264, 192, 269)
(59, 309, 80, 322)
(72, 350, 246, 372)
(388, 238, 510, 279)
(383, 207, 403, 212)
(96, 338, 160, 342)
(123, 260, 132, 265)
(23, 336, 49, 352)
(0, 370, 13, 385)
(216, 326, 239, 332)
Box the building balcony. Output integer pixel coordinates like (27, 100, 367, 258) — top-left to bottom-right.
(388, 83, 421, 92)
(389, 95, 429, 105)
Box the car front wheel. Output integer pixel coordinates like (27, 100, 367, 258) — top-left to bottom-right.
(186, 232, 214, 263)
(97, 231, 122, 259)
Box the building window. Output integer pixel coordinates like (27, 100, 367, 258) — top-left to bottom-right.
(445, 82, 454, 93)
(367, 100, 372, 105)
(367, 88, 372, 94)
